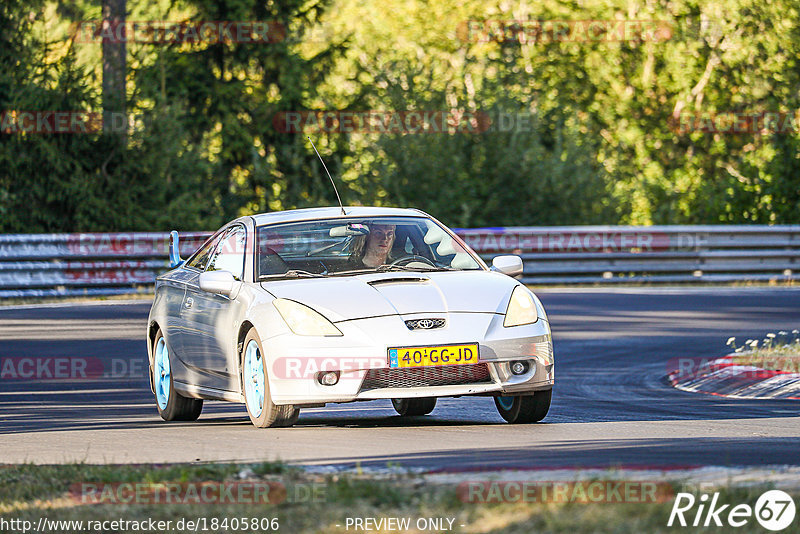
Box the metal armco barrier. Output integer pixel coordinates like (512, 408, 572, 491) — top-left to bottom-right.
(0, 232, 210, 298)
(0, 225, 797, 297)
(457, 225, 800, 285)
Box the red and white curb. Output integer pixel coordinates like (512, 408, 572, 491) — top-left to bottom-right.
(667, 354, 800, 399)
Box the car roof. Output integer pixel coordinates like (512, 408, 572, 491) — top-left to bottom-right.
(250, 206, 428, 225)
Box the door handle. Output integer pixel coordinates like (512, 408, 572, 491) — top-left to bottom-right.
(184, 297, 194, 309)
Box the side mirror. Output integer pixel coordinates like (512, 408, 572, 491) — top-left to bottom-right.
(169, 230, 183, 268)
(491, 255, 523, 277)
(199, 271, 236, 297)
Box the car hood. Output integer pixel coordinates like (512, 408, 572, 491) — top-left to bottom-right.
(260, 270, 518, 322)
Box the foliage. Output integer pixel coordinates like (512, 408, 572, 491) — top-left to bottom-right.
(727, 331, 800, 372)
(1, 0, 799, 231)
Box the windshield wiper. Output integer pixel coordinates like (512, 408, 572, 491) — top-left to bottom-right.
(329, 264, 456, 277)
(375, 264, 419, 272)
(260, 269, 324, 280)
(376, 264, 455, 272)
(329, 268, 376, 276)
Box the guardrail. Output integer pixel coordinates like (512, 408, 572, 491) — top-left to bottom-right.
(0, 232, 210, 298)
(457, 226, 800, 285)
(0, 225, 797, 297)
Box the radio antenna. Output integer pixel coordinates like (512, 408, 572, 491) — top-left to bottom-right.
(307, 136, 346, 216)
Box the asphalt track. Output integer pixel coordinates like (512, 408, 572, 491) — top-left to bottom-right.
(1, 288, 798, 469)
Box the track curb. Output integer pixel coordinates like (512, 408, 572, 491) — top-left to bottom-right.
(667, 354, 800, 399)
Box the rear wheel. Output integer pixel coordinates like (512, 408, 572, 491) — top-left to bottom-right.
(152, 329, 202, 421)
(494, 389, 551, 423)
(242, 329, 299, 428)
(392, 397, 437, 416)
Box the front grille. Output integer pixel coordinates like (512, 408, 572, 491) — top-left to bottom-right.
(404, 318, 446, 330)
(360, 363, 492, 390)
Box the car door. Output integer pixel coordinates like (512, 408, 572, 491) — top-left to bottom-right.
(170, 231, 224, 377)
(180, 225, 246, 392)
(159, 269, 192, 357)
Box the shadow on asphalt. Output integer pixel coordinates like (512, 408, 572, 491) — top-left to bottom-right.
(297, 436, 800, 471)
(1, 378, 798, 434)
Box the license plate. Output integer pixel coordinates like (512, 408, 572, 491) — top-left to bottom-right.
(388, 343, 479, 368)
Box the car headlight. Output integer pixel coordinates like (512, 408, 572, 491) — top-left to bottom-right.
(273, 299, 342, 336)
(503, 286, 539, 327)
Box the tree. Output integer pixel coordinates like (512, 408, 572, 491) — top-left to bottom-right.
(102, 0, 126, 136)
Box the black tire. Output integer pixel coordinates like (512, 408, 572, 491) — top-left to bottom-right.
(242, 329, 300, 428)
(152, 329, 203, 422)
(392, 397, 437, 416)
(494, 389, 551, 423)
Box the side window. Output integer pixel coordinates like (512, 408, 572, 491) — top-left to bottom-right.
(207, 226, 246, 280)
(185, 232, 223, 271)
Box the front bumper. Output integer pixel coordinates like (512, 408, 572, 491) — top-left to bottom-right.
(262, 311, 554, 405)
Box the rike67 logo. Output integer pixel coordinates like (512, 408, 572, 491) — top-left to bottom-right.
(668, 490, 796, 531)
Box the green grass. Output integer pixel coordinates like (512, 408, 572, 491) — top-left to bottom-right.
(1, 463, 798, 533)
(728, 331, 800, 372)
(731, 353, 800, 372)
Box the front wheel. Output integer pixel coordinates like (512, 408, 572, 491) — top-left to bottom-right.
(392, 397, 437, 416)
(494, 389, 551, 423)
(242, 329, 299, 428)
(152, 329, 203, 421)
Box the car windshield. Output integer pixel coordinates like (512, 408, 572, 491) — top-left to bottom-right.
(256, 216, 483, 279)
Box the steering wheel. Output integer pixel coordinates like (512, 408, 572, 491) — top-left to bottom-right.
(388, 255, 437, 268)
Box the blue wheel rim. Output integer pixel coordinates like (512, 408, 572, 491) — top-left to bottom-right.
(497, 396, 514, 411)
(154, 337, 171, 410)
(244, 340, 265, 418)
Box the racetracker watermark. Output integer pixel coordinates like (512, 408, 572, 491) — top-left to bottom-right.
(72, 21, 285, 44)
(0, 357, 145, 380)
(457, 229, 709, 254)
(667, 356, 800, 381)
(457, 20, 673, 44)
(274, 110, 574, 134)
(271, 357, 385, 380)
(273, 111, 492, 134)
(0, 111, 104, 134)
(0, 111, 183, 135)
(69, 482, 325, 505)
(458, 481, 674, 503)
(670, 111, 800, 135)
(270, 357, 491, 384)
(65, 232, 210, 256)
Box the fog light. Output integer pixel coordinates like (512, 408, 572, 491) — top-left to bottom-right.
(318, 371, 339, 386)
(510, 361, 529, 375)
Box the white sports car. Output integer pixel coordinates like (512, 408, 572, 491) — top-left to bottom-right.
(147, 207, 554, 427)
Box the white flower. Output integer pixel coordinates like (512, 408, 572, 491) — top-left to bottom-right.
(745, 339, 753, 344)
(766, 333, 776, 339)
(749, 340, 759, 347)
(726, 337, 736, 346)
(793, 330, 799, 334)
(779, 331, 788, 336)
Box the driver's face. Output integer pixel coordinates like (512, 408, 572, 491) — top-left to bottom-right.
(366, 224, 395, 256)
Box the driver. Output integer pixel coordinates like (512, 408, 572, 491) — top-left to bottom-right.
(349, 223, 396, 268)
